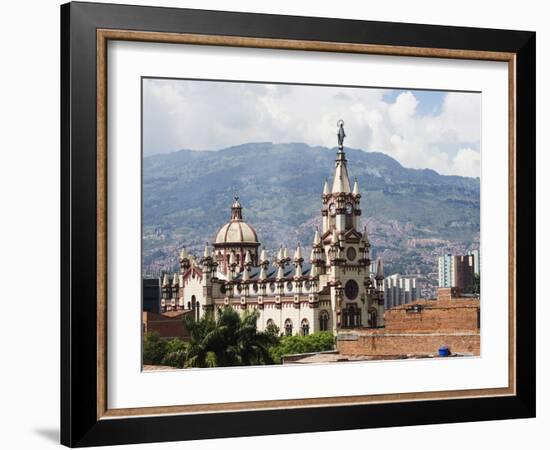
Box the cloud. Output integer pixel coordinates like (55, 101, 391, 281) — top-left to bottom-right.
(451, 148, 481, 178)
(143, 79, 480, 178)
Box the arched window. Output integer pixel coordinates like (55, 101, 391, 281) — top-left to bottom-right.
(196, 301, 200, 321)
(187, 301, 191, 310)
(319, 310, 329, 331)
(284, 319, 293, 336)
(368, 309, 377, 327)
(342, 305, 361, 328)
(301, 319, 310, 336)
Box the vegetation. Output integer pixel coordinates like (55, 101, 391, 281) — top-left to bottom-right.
(182, 307, 278, 368)
(143, 307, 337, 368)
(143, 330, 168, 365)
(472, 273, 480, 295)
(270, 332, 336, 364)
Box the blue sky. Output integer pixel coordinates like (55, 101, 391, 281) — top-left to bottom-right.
(382, 90, 445, 116)
(143, 79, 481, 177)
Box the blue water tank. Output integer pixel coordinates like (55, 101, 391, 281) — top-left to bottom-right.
(438, 346, 451, 357)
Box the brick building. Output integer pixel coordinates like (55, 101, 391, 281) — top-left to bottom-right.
(337, 288, 480, 358)
(142, 310, 192, 339)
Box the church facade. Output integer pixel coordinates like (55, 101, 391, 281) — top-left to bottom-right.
(159, 123, 385, 335)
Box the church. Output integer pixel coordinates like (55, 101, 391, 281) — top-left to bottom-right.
(159, 122, 385, 335)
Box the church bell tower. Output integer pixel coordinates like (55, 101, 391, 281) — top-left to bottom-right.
(318, 120, 384, 330)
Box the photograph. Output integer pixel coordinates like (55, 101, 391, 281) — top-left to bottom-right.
(141, 78, 481, 370)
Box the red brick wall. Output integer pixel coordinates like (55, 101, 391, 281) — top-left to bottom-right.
(337, 296, 480, 357)
(143, 312, 190, 339)
(384, 301, 480, 333)
(338, 333, 480, 357)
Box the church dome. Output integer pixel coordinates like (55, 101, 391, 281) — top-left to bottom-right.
(215, 221, 258, 244)
(214, 197, 259, 245)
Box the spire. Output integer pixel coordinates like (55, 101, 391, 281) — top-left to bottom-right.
(353, 177, 360, 196)
(242, 268, 249, 281)
(276, 264, 285, 280)
(323, 179, 330, 195)
(276, 245, 283, 262)
(203, 242, 211, 259)
(230, 196, 243, 221)
(162, 273, 169, 286)
(179, 247, 188, 261)
(294, 243, 303, 278)
(376, 258, 384, 279)
(172, 274, 179, 286)
(313, 228, 321, 246)
(294, 243, 302, 261)
(332, 154, 351, 193)
(310, 248, 315, 263)
(332, 120, 351, 193)
(283, 245, 289, 260)
(260, 248, 268, 264)
(244, 250, 252, 266)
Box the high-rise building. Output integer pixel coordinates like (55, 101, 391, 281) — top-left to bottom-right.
(468, 249, 480, 276)
(438, 253, 475, 293)
(142, 277, 161, 313)
(383, 274, 417, 308)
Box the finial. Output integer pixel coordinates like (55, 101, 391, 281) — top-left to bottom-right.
(337, 119, 346, 150)
(313, 227, 321, 246)
(376, 258, 384, 279)
(323, 178, 330, 195)
(353, 177, 359, 195)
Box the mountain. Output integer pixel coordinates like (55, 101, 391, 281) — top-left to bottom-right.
(143, 142, 480, 296)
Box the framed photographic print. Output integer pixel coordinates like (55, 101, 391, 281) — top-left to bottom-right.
(61, 1, 536, 447)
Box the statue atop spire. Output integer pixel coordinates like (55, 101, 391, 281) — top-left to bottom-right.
(331, 120, 351, 194)
(337, 119, 346, 150)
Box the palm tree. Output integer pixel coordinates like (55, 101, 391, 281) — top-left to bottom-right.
(181, 307, 279, 368)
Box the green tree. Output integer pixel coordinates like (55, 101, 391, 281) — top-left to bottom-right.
(181, 307, 280, 368)
(472, 273, 480, 295)
(270, 331, 335, 364)
(161, 338, 187, 368)
(143, 331, 168, 365)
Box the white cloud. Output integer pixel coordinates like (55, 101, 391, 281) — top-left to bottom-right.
(143, 79, 481, 178)
(451, 148, 481, 178)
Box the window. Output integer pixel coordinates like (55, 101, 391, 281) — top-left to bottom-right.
(252, 283, 258, 293)
(286, 281, 293, 291)
(346, 247, 357, 261)
(284, 319, 293, 336)
(368, 310, 377, 327)
(301, 319, 310, 336)
(319, 310, 329, 331)
(342, 305, 362, 328)
(344, 279, 359, 300)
